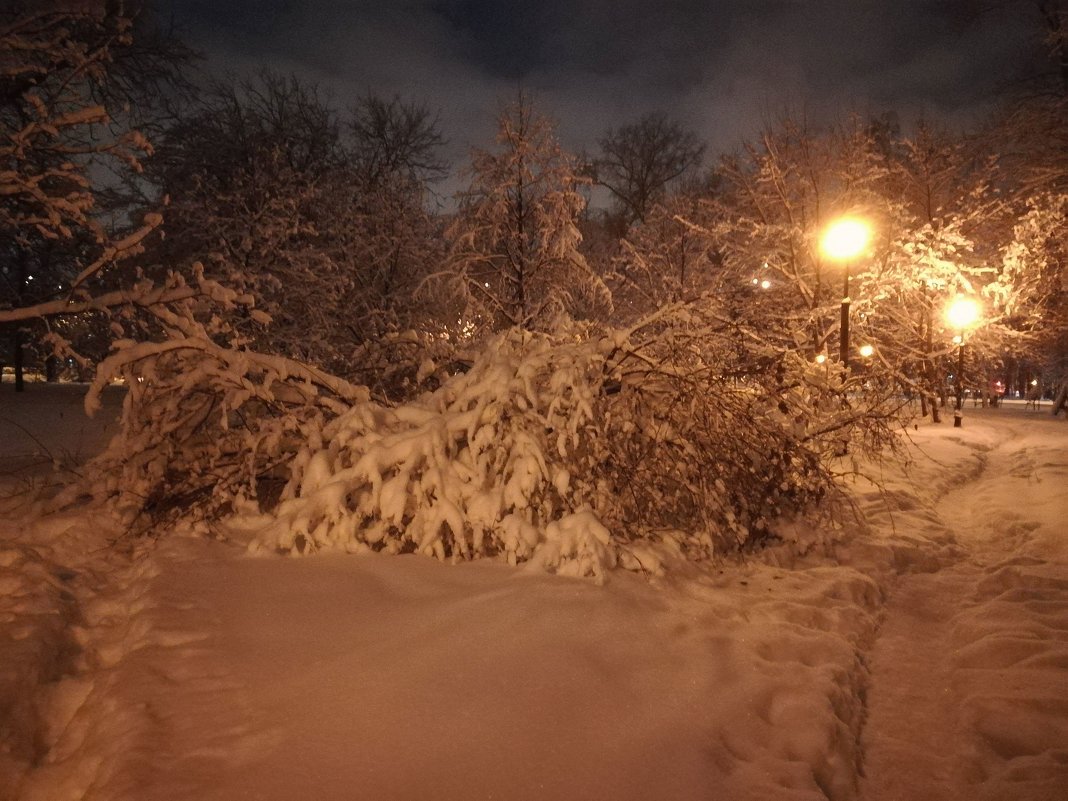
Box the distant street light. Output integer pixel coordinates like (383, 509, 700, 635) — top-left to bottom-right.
(821, 217, 871, 371)
(945, 296, 981, 428)
(858, 344, 875, 359)
(815, 352, 828, 377)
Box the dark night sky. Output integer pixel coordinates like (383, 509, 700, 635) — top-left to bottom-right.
(157, 1, 1048, 185)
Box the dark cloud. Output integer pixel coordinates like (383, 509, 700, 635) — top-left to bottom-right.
(158, 0, 1048, 182)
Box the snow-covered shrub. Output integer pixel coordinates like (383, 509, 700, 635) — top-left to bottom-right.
(249, 304, 860, 576)
(252, 328, 615, 576)
(52, 265, 368, 528)
(54, 270, 883, 576)
(583, 308, 851, 560)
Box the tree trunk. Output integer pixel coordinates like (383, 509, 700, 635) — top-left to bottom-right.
(922, 302, 941, 423)
(13, 327, 25, 392)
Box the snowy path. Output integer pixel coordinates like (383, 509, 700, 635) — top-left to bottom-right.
(15, 540, 881, 801)
(4, 395, 1068, 801)
(861, 568, 979, 800)
(859, 409, 1068, 801)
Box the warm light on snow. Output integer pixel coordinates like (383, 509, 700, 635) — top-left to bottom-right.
(3, 389, 1068, 801)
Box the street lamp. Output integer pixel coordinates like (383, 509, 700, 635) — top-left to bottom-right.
(821, 217, 871, 371)
(945, 296, 981, 428)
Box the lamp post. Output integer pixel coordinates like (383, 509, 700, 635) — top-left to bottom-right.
(945, 296, 980, 428)
(820, 217, 871, 372)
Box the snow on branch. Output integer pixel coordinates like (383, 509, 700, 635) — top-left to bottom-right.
(240, 307, 869, 578)
(59, 325, 370, 527)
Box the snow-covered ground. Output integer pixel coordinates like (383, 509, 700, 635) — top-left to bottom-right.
(1, 387, 1066, 800)
(0, 382, 124, 500)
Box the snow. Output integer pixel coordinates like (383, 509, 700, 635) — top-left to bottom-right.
(1, 388, 1067, 800)
(855, 408, 1068, 801)
(0, 382, 124, 492)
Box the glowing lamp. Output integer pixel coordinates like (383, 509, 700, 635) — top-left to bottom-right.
(945, 295, 981, 428)
(820, 218, 871, 261)
(945, 297, 980, 330)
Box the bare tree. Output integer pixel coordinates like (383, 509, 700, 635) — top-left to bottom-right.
(1037, 0, 1068, 94)
(147, 75, 449, 381)
(595, 112, 705, 231)
(349, 94, 447, 187)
